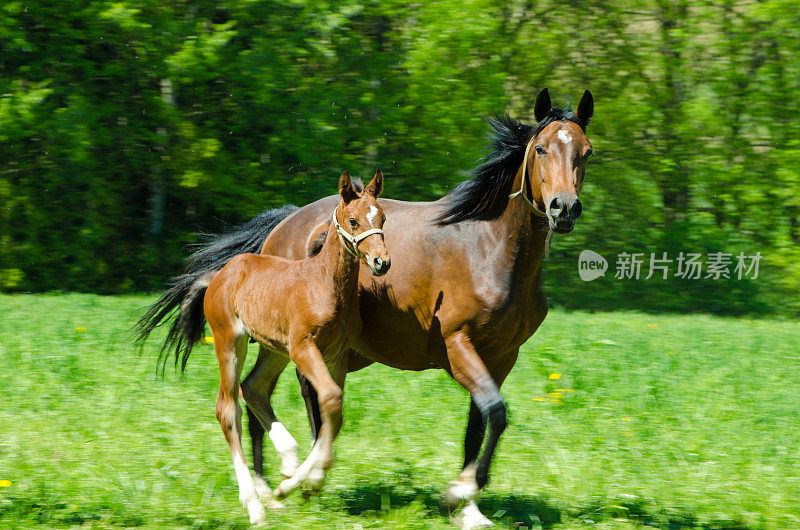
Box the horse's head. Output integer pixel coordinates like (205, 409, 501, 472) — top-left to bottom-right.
(526, 88, 593, 234)
(335, 170, 391, 276)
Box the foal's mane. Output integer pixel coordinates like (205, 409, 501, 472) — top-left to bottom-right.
(437, 107, 584, 225)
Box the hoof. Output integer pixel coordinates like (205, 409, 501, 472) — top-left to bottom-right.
(451, 501, 493, 529)
(444, 479, 478, 511)
(273, 479, 295, 500)
(246, 497, 266, 526)
(253, 477, 285, 509)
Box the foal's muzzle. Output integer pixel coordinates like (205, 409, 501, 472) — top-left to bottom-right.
(547, 192, 582, 233)
(368, 256, 391, 276)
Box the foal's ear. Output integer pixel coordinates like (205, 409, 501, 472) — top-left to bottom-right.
(338, 170, 358, 203)
(534, 88, 552, 123)
(576, 90, 594, 128)
(365, 169, 384, 198)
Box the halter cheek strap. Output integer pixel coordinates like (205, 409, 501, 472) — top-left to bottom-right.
(508, 137, 553, 260)
(332, 207, 384, 259)
(508, 138, 547, 218)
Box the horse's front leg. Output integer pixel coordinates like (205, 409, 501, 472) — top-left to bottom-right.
(444, 333, 518, 529)
(274, 342, 347, 499)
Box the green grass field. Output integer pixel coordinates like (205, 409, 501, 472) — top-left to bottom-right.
(1, 293, 798, 529)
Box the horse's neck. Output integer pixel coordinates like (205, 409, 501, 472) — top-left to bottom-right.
(320, 222, 360, 301)
(487, 167, 550, 289)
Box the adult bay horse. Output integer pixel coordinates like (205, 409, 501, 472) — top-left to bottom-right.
(252, 88, 593, 527)
(136, 88, 593, 528)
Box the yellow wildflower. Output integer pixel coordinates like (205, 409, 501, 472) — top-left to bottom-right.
(548, 373, 561, 380)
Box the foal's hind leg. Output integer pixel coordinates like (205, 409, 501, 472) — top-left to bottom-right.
(214, 331, 266, 524)
(274, 342, 346, 499)
(242, 346, 299, 480)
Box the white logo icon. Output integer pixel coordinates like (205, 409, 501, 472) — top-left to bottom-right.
(578, 250, 607, 281)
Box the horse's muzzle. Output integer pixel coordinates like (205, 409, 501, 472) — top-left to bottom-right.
(368, 256, 391, 276)
(547, 193, 582, 233)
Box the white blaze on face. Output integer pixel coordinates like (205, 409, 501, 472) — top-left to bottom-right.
(366, 205, 379, 227)
(557, 129, 573, 144)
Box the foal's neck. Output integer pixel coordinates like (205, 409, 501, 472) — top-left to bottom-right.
(320, 220, 361, 300)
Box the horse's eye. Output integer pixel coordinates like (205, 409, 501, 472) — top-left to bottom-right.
(349, 218, 357, 227)
(586, 149, 593, 158)
(535, 145, 546, 156)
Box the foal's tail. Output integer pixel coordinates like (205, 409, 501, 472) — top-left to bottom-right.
(135, 204, 299, 371)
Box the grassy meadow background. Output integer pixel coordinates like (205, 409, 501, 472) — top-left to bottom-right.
(1, 293, 798, 529)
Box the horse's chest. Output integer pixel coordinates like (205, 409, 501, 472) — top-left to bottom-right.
(471, 286, 548, 351)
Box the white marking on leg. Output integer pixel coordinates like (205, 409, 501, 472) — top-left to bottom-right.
(557, 129, 572, 144)
(274, 442, 322, 498)
(366, 205, 379, 227)
(445, 463, 479, 508)
(268, 422, 299, 477)
(454, 501, 494, 529)
(253, 476, 285, 509)
(233, 453, 265, 524)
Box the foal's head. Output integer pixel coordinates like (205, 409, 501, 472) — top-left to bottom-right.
(335, 170, 391, 276)
(528, 88, 594, 233)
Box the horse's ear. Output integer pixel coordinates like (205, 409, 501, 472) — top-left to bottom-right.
(366, 169, 384, 198)
(338, 170, 357, 203)
(534, 88, 552, 123)
(576, 90, 594, 128)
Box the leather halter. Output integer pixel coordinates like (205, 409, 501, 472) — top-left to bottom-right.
(507, 137, 553, 259)
(508, 138, 547, 218)
(332, 206, 384, 259)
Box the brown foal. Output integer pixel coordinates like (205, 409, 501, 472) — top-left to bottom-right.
(202, 170, 388, 524)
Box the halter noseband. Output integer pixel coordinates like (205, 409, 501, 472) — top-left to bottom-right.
(332, 206, 384, 259)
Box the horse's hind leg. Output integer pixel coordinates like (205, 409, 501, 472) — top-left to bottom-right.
(213, 329, 265, 524)
(274, 342, 346, 499)
(242, 346, 299, 481)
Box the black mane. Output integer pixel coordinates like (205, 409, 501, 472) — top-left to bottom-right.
(436, 107, 584, 225)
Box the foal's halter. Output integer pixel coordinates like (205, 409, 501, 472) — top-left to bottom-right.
(332, 206, 384, 259)
(507, 137, 553, 259)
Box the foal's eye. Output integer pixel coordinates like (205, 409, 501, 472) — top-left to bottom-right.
(349, 218, 357, 227)
(535, 145, 546, 156)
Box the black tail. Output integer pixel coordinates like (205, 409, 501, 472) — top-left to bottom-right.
(135, 204, 299, 371)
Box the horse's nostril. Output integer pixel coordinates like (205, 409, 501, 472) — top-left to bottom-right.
(549, 197, 564, 214)
(570, 199, 582, 219)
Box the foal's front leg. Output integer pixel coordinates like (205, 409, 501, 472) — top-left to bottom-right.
(274, 342, 347, 499)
